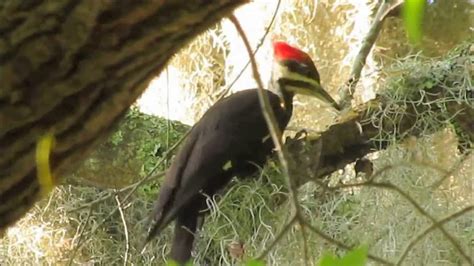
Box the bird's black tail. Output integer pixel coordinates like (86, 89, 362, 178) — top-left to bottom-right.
(170, 211, 199, 265)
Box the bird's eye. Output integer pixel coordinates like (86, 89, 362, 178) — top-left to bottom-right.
(298, 63, 312, 76)
(302, 68, 312, 77)
(286, 61, 313, 77)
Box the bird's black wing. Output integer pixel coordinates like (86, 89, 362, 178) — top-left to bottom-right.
(147, 89, 288, 240)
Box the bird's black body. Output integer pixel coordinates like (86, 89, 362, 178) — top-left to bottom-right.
(148, 89, 293, 263)
(146, 41, 339, 264)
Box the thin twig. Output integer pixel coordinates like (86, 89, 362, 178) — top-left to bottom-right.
(339, 0, 403, 106)
(72, 170, 166, 212)
(68, 130, 188, 261)
(334, 181, 472, 264)
(73, 128, 189, 212)
(68, 206, 93, 266)
(115, 194, 130, 266)
(302, 220, 394, 265)
(430, 151, 472, 188)
(117, 129, 190, 203)
(374, 182, 471, 264)
(217, 0, 282, 100)
(230, 14, 316, 264)
(396, 205, 474, 265)
(327, 157, 473, 263)
(41, 188, 56, 215)
(300, 220, 310, 266)
(257, 215, 298, 260)
(229, 11, 302, 220)
(81, 127, 188, 211)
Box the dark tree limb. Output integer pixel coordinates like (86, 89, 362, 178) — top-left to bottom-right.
(0, 0, 247, 231)
(295, 41, 474, 187)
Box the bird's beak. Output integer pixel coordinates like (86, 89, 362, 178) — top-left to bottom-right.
(275, 63, 341, 111)
(306, 82, 341, 111)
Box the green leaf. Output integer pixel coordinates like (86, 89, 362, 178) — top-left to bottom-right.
(246, 259, 265, 266)
(403, 0, 426, 44)
(166, 260, 179, 266)
(340, 246, 368, 266)
(319, 253, 339, 266)
(318, 246, 368, 266)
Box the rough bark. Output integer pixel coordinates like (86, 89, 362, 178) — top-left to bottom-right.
(0, 0, 247, 230)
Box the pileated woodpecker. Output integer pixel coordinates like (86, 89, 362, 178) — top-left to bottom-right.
(145, 41, 340, 264)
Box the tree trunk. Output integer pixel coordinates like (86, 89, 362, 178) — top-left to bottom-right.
(0, 0, 247, 230)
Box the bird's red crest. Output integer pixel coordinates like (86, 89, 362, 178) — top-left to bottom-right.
(273, 41, 310, 63)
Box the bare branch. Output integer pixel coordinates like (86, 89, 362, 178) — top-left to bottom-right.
(302, 220, 394, 265)
(396, 205, 474, 265)
(257, 215, 298, 260)
(115, 195, 130, 266)
(339, 0, 404, 106)
(230, 14, 318, 264)
(300, 221, 310, 266)
(229, 14, 303, 216)
(430, 151, 472, 188)
(333, 180, 472, 264)
(68, 129, 186, 256)
(217, 0, 282, 100)
(68, 206, 93, 266)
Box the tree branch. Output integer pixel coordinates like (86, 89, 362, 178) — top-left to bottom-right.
(333, 180, 473, 264)
(229, 14, 303, 220)
(396, 205, 474, 265)
(339, 0, 404, 107)
(302, 220, 393, 265)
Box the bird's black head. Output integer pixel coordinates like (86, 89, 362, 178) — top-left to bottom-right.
(271, 41, 340, 110)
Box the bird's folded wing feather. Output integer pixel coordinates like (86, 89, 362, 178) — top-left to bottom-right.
(148, 90, 283, 238)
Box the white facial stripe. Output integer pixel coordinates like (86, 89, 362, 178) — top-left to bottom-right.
(284, 71, 321, 88)
(285, 85, 313, 95)
(274, 63, 321, 88)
